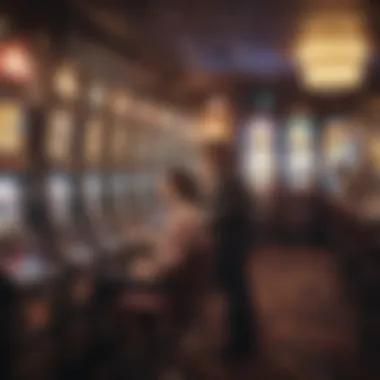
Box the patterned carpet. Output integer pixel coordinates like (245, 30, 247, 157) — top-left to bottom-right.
(251, 248, 357, 377)
(186, 247, 358, 379)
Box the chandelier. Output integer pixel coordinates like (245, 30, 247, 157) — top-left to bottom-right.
(294, 10, 371, 93)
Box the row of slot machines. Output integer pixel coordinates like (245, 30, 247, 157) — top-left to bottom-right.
(0, 34, 197, 379)
(240, 111, 380, 222)
(0, 36, 197, 285)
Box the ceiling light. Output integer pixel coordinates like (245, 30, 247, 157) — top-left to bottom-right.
(294, 10, 371, 93)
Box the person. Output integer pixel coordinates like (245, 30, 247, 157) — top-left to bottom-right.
(130, 167, 207, 281)
(201, 141, 257, 362)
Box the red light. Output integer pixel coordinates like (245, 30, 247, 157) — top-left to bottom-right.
(0, 41, 33, 83)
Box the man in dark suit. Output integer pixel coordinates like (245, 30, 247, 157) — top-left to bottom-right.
(201, 142, 257, 362)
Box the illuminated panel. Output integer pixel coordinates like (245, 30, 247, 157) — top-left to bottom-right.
(243, 116, 277, 193)
(323, 119, 360, 193)
(324, 120, 360, 167)
(46, 174, 72, 226)
(286, 117, 315, 189)
(324, 121, 347, 166)
(84, 118, 103, 166)
(0, 101, 25, 163)
(47, 108, 74, 165)
(0, 175, 22, 235)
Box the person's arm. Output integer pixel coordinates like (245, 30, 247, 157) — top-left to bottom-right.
(153, 212, 203, 276)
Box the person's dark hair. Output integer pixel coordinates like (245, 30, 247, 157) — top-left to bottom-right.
(201, 141, 236, 177)
(166, 167, 200, 203)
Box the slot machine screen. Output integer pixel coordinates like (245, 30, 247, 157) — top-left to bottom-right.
(285, 117, 315, 190)
(84, 118, 103, 166)
(46, 174, 73, 226)
(82, 174, 102, 220)
(47, 108, 74, 165)
(0, 100, 25, 164)
(0, 175, 23, 235)
(242, 116, 277, 193)
(323, 120, 360, 193)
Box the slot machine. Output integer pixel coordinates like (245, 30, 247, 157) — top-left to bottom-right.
(82, 83, 107, 242)
(45, 62, 102, 374)
(107, 91, 131, 256)
(140, 100, 158, 223)
(131, 99, 152, 225)
(144, 102, 163, 218)
(149, 104, 166, 215)
(322, 118, 361, 199)
(121, 96, 141, 229)
(241, 113, 278, 196)
(0, 37, 60, 380)
(121, 94, 138, 236)
(284, 113, 316, 193)
(240, 111, 279, 242)
(45, 63, 77, 249)
(281, 110, 319, 243)
(46, 61, 100, 286)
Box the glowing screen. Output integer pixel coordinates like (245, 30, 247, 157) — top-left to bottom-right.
(286, 117, 315, 189)
(243, 116, 277, 193)
(0, 101, 24, 157)
(0, 176, 22, 234)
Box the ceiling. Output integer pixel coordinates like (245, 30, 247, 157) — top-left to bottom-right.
(73, 0, 303, 95)
(4, 0, 380, 102)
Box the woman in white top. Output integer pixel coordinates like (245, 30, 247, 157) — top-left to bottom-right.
(131, 168, 207, 280)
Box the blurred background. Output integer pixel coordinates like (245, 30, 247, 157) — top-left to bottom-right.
(0, 0, 379, 379)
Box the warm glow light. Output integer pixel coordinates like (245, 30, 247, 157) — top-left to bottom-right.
(0, 42, 33, 82)
(202, 115, 231, 142)
(296, 38, 369, 65)
(54, 66, 79, 100)
(294, 10, 371, 93)
(301, 63, 364, 91)
(201, 95, 231, 142)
